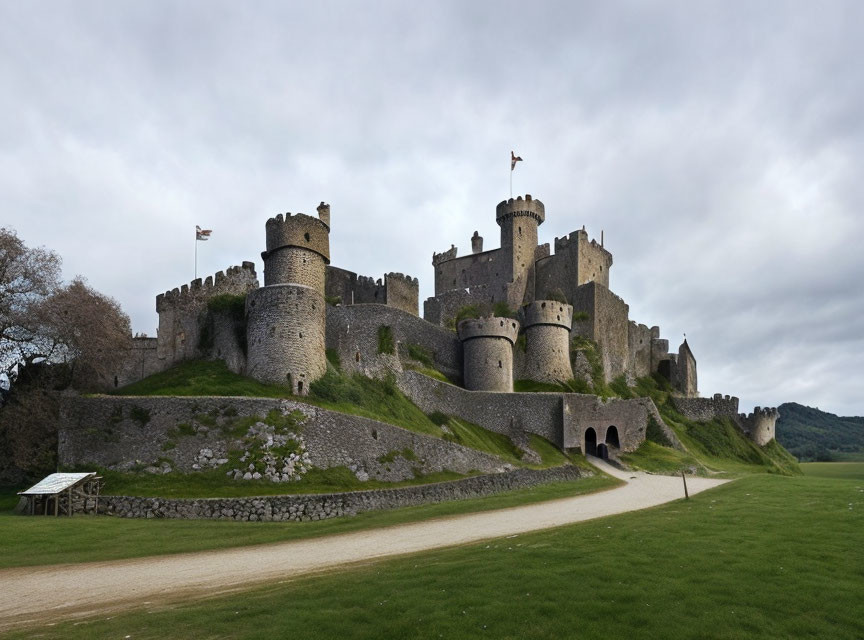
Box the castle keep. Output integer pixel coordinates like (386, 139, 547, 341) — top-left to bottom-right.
(89, 192, 776, 489)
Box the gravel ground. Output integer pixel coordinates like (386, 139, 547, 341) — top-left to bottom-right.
(0, 459, 728, 632)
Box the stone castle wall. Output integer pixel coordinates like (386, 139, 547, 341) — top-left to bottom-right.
(113, 336, 160, 389)
(398, 369, 661, 453)
(325, 303, 462, 380)
(155, 263, 258, 368)
(246, 284, 326, 393)
(535, 229, 611, 302)
(326, 267, 419, 316)
(59, 396, 509, 483)
(264, 247, 326, 290)
(673, 394, 740, 422)
(571, 281, 630, 381)
(739, 407, 778, 446)
(521, 300, 573, 384)
(264, 212, 330, 266)
(459, 317, 520, 392)
(93, 466, 583, 522)
(627, 322, 653, 379)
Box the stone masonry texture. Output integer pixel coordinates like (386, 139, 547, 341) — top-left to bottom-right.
(93, 466, 583, 522)
(59, 396, 510, 482)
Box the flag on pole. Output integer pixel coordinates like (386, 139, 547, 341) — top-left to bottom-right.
(510, 150, 523, 171)
(196, 225, 212, 241)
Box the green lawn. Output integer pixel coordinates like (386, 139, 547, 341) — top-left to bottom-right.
(801, 461, 864, 480)
(0, 473, 620, 569)
(9, 466, 863, 639)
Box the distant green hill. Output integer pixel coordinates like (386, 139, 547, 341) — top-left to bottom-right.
(776, 402, 864, 461)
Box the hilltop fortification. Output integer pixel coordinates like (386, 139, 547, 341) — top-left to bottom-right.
(110, 191, 775, 456)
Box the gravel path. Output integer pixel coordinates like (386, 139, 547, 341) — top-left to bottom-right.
(0, 460, 728, 631)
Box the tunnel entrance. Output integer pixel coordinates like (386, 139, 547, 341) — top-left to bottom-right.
(585, 427, 597, 457)
(596, 443, 609, 459)
(606, 426, 620, 449)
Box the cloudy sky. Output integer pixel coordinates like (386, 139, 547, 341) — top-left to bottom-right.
(1, 1, 861, 416)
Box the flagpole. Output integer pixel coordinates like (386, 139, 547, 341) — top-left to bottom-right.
(194, 228, 198, 280)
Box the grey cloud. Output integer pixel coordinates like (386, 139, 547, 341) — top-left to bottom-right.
(1, 0, 861, 415)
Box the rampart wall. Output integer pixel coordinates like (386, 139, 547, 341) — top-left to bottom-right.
(398, 370, 663, 454)
(59, 396, 508, 483)
(672, 394, 740, 422)
(91, 466, 583, 522)
(571, 281, 630, 381)
(325, 303, 462, 381)
(114, 336, 160, 389)
(326, 267, 419, 316)
(155, 263, 258, 367)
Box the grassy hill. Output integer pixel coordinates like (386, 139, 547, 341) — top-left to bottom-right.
(776, 402, 864, 461)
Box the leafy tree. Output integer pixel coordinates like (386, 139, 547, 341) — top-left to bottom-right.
(0, 228, 132, 479)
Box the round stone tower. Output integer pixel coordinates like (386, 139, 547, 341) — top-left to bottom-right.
(521, 300, 573, 384)
(246, 203, 331, 395)
(458, 316, 520, 392)
(496, 194, 545, 307)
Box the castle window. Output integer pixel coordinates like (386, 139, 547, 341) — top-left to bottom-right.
(114, 376, 118, 388)
(356, 352, 360, 362)
(299, 332, 303, 338)
(541, 302, 546, 309)
(304, 232, 310, 241)
(498, 360, 502, 368)
(298, 381, 303, 393)
(518, 226, 522, 236)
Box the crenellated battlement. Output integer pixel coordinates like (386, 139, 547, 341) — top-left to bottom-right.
(264, 207, 331, 263)
(458, 316, 520, 344)
(522, 300, 573, 330)
(553, 227, 612, 259)
(156, 262, 257, 311)
(495, 194, 545, 226)
(432, 245, 458, 266)
(739, 406, 779, 446)
(385, 272, 419, 286)
(740, 406, 779, 420)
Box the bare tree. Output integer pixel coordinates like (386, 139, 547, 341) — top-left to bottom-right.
(0, 228, 131, 396)
(0, 228, 133, 478)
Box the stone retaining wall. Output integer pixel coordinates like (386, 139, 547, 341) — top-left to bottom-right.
(94, 465, 584, 521)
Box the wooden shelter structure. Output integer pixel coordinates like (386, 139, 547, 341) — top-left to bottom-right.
(17, 472, 102, 516)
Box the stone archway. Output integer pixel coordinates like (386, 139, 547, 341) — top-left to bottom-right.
(584, 427, 597, 457)
(605, 425, 620, 449)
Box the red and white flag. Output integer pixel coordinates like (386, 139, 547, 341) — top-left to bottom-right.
(196, 225, 212, 241)
(511, 150, 523, 171)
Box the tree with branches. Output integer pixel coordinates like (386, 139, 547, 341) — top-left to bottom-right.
(0, 227, 131, 479)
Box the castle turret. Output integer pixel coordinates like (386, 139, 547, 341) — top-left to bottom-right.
(521, 300, 573, 384)
(458, 316, 520, 392)
(496, 195, 545, 307)
(246, 205, 331, 395)
(739, 406, 778, 446)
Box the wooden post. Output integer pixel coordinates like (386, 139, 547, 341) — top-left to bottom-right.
(681, 470, 689, 500)
(54, 493, 59, 516)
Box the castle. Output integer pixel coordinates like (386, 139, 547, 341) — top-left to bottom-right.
(109, 194, 777, 458)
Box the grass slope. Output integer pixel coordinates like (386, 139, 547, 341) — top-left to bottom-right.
(11, 466, 864, 639)
(776, 402, 864, 461)
(618, 375, 800, 476)
(0, 474, 620, 569)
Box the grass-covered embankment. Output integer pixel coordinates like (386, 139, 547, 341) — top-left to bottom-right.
(9, 465, 863, 639)
(108, 359, 573, 472)
(616, 375, 800, 476)
(0, 473, 620, 569)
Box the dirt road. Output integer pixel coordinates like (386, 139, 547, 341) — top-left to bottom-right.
(0, 460, 728, 631)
